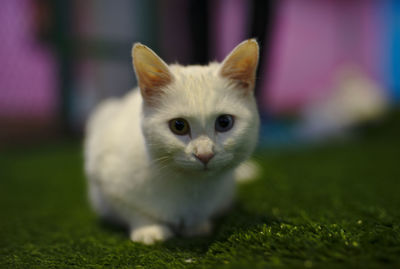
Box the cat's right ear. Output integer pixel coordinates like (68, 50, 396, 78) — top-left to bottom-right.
(132, 43, 173, 105)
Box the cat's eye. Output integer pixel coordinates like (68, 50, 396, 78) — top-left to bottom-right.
(215, 115, 234, 132)
(169, 118, 190, 136)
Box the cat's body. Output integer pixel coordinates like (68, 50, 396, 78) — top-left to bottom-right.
(85, 40, 260, 244)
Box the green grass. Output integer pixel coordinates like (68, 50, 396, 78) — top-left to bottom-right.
(1, 112, 400, 268)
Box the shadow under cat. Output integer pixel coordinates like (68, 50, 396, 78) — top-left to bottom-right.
(98, 202, 282, 253)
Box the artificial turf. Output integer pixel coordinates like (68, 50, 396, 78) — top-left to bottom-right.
(1, 112, 400, 268)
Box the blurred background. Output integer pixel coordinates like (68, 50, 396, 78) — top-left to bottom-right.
(0, 0, 399, 147)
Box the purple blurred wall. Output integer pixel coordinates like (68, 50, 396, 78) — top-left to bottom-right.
(0, 0, 56, 121)
(260, 0, 387, 114)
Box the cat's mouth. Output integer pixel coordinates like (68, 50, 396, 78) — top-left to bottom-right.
(172, 154, 234, 174)
(187, 164, 212, 172)
(180, 161, 232, 174)
(172, 160, 215, 174)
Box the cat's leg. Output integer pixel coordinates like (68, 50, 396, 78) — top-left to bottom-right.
(88, 181, 125, 226)
(129, 213, 173, 245)
(89, 179, 173, 244)
(181, 220, 213, 237)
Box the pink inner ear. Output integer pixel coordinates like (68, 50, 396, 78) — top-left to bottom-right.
(138, 69, 172, 96)
(221, 58, 257, 88)
(220, 40, 259, 89)
(227, 59, 254, 79)
(134, 55, 172, 103)
(138, 72, 172, 105)
(132, 46, 173, 104)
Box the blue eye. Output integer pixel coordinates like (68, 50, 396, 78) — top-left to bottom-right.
(215, 115, 234, 132)
(169, 118, 190, 135)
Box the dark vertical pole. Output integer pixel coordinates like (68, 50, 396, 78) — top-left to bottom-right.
(250, 0, 277, 99)
(189, 0, 209, 65)
(54, 0, 74, 134)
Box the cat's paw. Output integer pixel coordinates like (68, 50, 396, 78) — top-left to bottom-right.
(130, 225, 173, 245)
(181, 220, 213, 237)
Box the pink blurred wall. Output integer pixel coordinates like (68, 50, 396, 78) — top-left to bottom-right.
(210, 0, 249, 62)
(260, 0, 385, 114)
(0, 0, 57, 120)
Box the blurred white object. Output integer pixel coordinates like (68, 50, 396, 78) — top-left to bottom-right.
(298, 64, 388, 141)
(235, 160, 260, 183)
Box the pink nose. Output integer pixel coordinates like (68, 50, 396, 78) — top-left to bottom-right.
(194, 153, 214, 165)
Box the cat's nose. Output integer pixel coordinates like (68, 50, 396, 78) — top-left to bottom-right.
(194, 153, 214, 165)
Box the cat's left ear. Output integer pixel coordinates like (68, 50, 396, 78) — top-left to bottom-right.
(220, 39, 259, 91)
(132, 43, 173, 105)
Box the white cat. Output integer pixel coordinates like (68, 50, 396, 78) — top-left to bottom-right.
(84, 39, 260, 244)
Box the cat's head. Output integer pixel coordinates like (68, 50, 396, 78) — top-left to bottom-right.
(132, 40, 260, 174)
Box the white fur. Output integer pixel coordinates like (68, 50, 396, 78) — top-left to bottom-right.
(84, 44, 260, 244)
